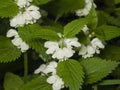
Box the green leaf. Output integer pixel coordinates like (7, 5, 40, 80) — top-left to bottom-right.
(115, 0, 120, 4)
(100, 45, 120, 61)
(4, 72, 24, 90)
(32, 0, 51, 5)
(94, 25, 120, 40)
(99, 79, 120, 85)
(57, 59, 84, 90)
(80, 57, 119, 84)
(0, 36, 21, 63)
(64, 18, 88, 38)
(18, 24, 51, 61)
(0, 0, 19, 18)
(18, 24, 59, 41)
(87, 4, 98, 29)
(20, 76, 52, 90)
(45, 0, 85, 18)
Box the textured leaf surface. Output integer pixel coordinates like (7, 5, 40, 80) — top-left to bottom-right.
(57, 60, 84, 90)
(4, 72, 24, 90)
(0, 36, 21, 63)
(18, 24, 59, 41)
(101, 45, 120, 61)
(64, 18, 88, 38)
(0, 0, 19, 18)
(94, 25, 120, 40)
(18, 24, 51, 61)
(80, 57, 119, 84)
(45, 0, 85, 18)
(20, 76, 52, 90)
(32, 0, 51, 5)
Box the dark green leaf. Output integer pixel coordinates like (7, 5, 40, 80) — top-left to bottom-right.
(20, 76, 52, 90)
(4, 72, 24, 90)
(94, 25, 120, 40)
(0, 36, 21, 63)
(0, 0, 19, 18)
(45, 0, 85, 18)
(64, 18, 88, 38)
(32, 0, 51, 5)
(100, 45, 120, 61)
(80, 57, 119, 84)
(57, 60, 84, 90)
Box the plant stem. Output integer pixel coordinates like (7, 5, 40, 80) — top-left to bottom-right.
(24, 53, 28, 82)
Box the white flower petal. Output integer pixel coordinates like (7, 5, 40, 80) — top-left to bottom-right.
(6, 29, 18, 38)
(12, 37, 23, 46)
(79, 45, 87, 55)
(87, 45, 95, 55)
(29, 11, 41, 19)
(20, 42, 29, 52)
(34, 64, 47, 74)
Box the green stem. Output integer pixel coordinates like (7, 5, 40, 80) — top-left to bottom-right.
(24, 53, 28, 82)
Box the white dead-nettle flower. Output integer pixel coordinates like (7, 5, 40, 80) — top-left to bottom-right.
(44, 37, 81, 60)
(10, 5, 41, 27)
(47, 75, 64, 90)
(6, 29, 29, 52)
(15, 0, 33, 8)
(79, 38, 105, 58)
(82, 25, 89, 34)
(76, 0, 96, 16)
(34, 61, 64, 90)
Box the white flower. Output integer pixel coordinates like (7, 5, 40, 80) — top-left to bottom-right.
(34, 64, 47, 74)
(79, 44, 95, 58)
(44, 37, 81, 60)
(91, 38, 105, 49)
(76, 0, 95, 16)
(10, 12, 26, 27)
(16, 0, 33, 8)
(6, 29, 18, 38)
(10, 5, 41, 27)
(47, 75, 64, 90)
(79, 37, 105, 58)
(82, 25, 89, 34)
(7, 29, 29, 52)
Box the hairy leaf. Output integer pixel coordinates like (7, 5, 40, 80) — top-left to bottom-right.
(0, 0, 19, 18)
(80, 57, 119, 84)
(18, 24, 50, 61)
(4, 72, 24, 90)
(100, 45, 120, 61)
(94, 25, 120, 40)
(20, 76, 52, 90)
(32, 0, 51, 5)
(57, 60, 84, 90)
(45, 0, 85, 18)
(64, 18, 88, 38)
(18, 24, 59, 41)
(0, 36, 21, 63)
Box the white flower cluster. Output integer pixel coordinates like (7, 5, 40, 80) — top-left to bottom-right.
(44, 36, 81, 61)
(79, 25, 105, 58)
(10, 0, 41, 27)
(76, 0, 96, 16)
(6, 29, 29, 52)
(34, 61, 64, 90)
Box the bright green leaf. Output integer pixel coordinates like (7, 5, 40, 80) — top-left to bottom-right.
(0, 0, 19, 18)
(18, 24, 59, 41)
(45, 0, 85, 18)
(64, 18, 88, 38)
(32, 0, 51, 5)
(0, 36, 21, 63)
(20, 76, 52, 90)
(94, 25, 120, 40)
(57, 59, 84, 90)
(87, 4, 98, 29)
(4, 72, 24, 90)
(80, 57, 119, 84)
(18, 24, 50, 61)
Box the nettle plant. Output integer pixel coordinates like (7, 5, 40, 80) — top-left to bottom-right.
(0, 0, 120, 90)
